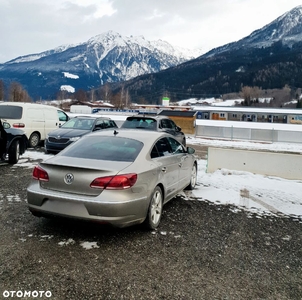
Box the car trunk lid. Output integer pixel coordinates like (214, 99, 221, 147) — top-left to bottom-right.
(39, 156, 132, 196)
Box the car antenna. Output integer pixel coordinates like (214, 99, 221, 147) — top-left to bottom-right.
(114, 130, 119, 136)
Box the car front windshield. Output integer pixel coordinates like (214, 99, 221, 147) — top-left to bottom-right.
(61, 136, 143, 162)
(62, 118, 93, 130)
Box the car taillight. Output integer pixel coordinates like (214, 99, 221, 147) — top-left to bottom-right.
(90, 173, 137, 190)
(13, 123, 25, 128)
(32, 166, 49, 181)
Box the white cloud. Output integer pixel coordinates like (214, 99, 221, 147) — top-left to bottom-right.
(0, 0, 301, 62)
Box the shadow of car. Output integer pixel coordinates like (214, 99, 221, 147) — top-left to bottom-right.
(0, 119, 28, 164)
(45, 116, 118, 154)
(27, 129, 197, 229)
(120, 115, 186, 146)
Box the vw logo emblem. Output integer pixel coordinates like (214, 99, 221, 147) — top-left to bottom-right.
(64, 173, 74, 184)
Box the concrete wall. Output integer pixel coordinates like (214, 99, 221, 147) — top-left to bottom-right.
(207, 147, 302, 180)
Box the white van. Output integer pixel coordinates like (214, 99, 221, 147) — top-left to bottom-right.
(0, 102, 69, 148)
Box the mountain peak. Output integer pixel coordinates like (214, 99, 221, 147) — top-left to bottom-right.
(0, 30, 202, 99)
(205, 5, 302, 57)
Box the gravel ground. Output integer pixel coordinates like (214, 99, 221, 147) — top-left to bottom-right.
(0, 149, 301, 300)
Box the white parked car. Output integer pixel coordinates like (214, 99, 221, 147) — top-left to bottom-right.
(0, 102, 69, 148)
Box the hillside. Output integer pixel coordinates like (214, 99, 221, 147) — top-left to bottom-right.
(0, 31, 201, 100)
(109, 6, 302, 105)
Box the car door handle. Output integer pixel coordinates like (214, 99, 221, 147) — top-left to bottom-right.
(178, 163, 182, 167)
(161, 167, 167, 173)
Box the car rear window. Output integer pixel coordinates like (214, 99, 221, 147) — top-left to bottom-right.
(61, 136, 143, 162)
(0, 105, 23, 119)
(121, 117, 156, 130)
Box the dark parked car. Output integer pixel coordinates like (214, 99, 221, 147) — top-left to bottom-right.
(45, 116, 118, 154)
(0, 119, 28, 164)
(121, 115, 186, 146)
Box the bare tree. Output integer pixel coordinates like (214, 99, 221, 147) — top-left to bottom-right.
(56, 90, 66, 101)
(271, 85, 291, 107)
(240, 86, 262, 106)
(9, 82, 31, 102)
(240, 86, 252, 106)
(110, 92, 124, 109)
(125, 89, 131, 108)
(99, 83, 112, 101)
(0, 80, 5, 100)
(74, 89, 88, 102)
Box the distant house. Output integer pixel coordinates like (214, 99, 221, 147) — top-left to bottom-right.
(67, 100, 115, 112)
(70, 100, 114, 107)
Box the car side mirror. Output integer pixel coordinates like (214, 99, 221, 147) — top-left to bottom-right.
(176, 126, 181, 132)
(186, 147, 195, 154)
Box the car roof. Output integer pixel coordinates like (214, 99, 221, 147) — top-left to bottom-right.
(0, 102, 61, 110)
(126, 115, 169, 120)
(85, 128, 170, 144)
(72, 115, 111, 120)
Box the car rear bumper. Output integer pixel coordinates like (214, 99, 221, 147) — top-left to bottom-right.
(27, 184, 149, 228)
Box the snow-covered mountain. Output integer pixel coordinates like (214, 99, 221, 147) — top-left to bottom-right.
(111, 5, 302, 104)
(205, 5, 302, 57)
(0, 31, 202, 99)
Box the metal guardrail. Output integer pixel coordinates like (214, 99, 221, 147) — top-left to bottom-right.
(195, 124, 302, 143)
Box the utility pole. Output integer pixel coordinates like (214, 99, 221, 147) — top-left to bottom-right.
(91, 90, 95, 102)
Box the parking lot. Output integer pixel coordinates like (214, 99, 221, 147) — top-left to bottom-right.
(0, 149, 301, 300)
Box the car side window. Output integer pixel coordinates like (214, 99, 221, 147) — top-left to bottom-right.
(151, 138, 172, 158)
(167, 137, 185, 154)
(160, 119, 168, 129)
(57, 110, 69, 122)
(102, 119, 116, 128)
(95, 120, 105, 130)
(107, 120, 118, 128)
(167, 119, 176, 130)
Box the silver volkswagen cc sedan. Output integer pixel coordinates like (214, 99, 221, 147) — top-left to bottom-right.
(27, 129, 198, 229)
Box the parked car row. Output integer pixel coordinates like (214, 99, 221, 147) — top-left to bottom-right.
(1, 102, 196, 229)
(45, 115, 186, 154)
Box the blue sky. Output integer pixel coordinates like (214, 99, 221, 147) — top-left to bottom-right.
(1, 0, 302, 63)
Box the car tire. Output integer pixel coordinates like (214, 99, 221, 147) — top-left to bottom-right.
(29, 209, 42, 218)
(144, 186, 163, 229)
(185, 163, 197, 190)
(8, 140, 20, 164)
(29, 132, 40, 148)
